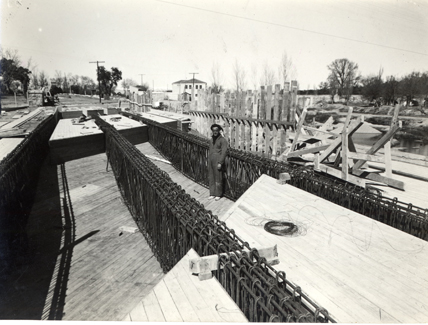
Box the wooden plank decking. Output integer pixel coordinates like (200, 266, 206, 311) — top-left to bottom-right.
(124, 249, 248, 322)
(367, 160, 428, 210)
(220, 174, 428, 323)
(0, 138, 24, 161)
(135, 142, 235, 218)
(0, 151, 164, 321)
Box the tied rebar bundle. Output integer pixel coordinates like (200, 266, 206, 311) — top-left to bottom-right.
(94, 115, 335, 323)
(0, 113, 58, 266)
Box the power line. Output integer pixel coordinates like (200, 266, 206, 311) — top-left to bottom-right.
(153, 0, 428, 57)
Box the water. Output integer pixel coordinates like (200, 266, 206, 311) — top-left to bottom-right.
(352, 134, 428, 157)
(394, 138, 428, 157)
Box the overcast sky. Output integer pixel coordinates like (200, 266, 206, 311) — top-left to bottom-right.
(1, 0, 427, 91)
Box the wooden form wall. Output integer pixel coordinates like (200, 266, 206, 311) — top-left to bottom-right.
(190, 81, 298, 157)
(126, 91, 152, 113)
(191, 112, 294, 157)
(196, 81, 298, 120)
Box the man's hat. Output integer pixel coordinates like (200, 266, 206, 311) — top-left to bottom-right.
(210, 123, 223, 131)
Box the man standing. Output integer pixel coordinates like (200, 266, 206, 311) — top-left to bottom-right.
(208, 124, 228, 200)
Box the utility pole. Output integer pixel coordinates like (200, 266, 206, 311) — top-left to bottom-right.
(189, 72, 198, 102)
(138, 74, 145, 87)
(90, 60, 105, 103)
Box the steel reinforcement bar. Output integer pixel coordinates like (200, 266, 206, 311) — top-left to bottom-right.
(94, 116, 334, 323)
(125, 112, 428, 241)
(0, 113, 58, 266)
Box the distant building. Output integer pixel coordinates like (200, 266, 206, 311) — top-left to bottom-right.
(172, 78, 207, 101)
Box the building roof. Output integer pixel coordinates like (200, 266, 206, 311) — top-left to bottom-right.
(172, 78, 207, 84)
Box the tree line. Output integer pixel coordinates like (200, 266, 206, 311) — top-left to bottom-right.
(0, 47, 123, 99)
(318, 58, 428, 106)
(207, 53, 427, 108)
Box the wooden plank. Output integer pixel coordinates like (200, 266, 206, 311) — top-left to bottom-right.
(153, 280, 183, 322)
(341, 107, 353, 181)
(273, 84, 280, 120)
(304, 126, 339, 138)
(352, 169, 404, 189)
(347, 152, 386, 163)
(316, 164, 366, 187)
(352, 124, 400, 172)
(290, 108, 307, 152)
(384, 140, 392, 178)
(240, 120, 245, 149)
(171, 254, 220, 322)
(266, 85, 272, 120)
(391, 104, 400, 126)
(271, 126, 278, 157)
(282, 82, 290, 122)
(319, 116, 363, 163)
(162, 273, 200, 322)
(285, 144, 330, 158)
(259, 86, 266, 119)
(142, 291, 166, 322)
(264, 124, 270, 154)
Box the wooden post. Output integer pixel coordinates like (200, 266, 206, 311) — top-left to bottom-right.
(272, 125, 278, 158)
(240, 119, 245, 149)
(290, 80, 298, 123)
(230, 120, 236, 149)
(257, 123, 264, 153)
(351, 123, 400, 172)
(282, 82, 290, 122)
(245, 121, 251, 151)
(264, 123, 271, 155)
(274, 84, 280, 121)
(320, 116, 363, 163)
(260, 86, 266, 120)
(235, 120, 241, 149)
(266, 85, 273, 120)
(252, 90, 258, 119)
(279, 127, 287, 155)
(290, 108, 307, 152)
(341, 107, 353, 181)
(251, 122, 257, 152)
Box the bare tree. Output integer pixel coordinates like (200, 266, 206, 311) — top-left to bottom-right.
(211, 61, 224, 93)
(69, 74, 79, 86)
(121, 78, 137, 92)
(327, 58, 361, 103)
(38, 71, 49, 88)
(232, 58, 247, 92)
(30, 68, 39, 89)
(81, 76, 95, 95)
(1, 48, 21, 66)
(251, 63, 259, 90)
(278, 50, 294, 84)
(62, 73, 69, 93)
(260, 61, 276, 86)
(54, 70, 63, 89)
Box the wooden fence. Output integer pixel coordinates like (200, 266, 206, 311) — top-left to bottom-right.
(189, 81, 299, 158)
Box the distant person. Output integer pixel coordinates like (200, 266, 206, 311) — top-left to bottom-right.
(208, 124, 228, 201)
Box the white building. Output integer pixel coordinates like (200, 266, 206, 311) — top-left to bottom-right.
(171, 78, 207, 101)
